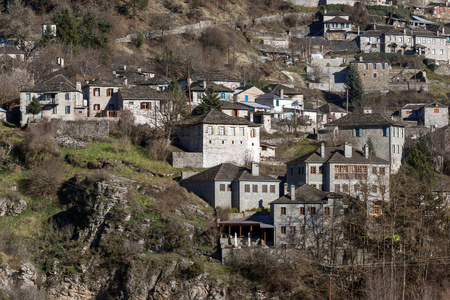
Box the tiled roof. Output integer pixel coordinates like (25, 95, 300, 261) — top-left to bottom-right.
(318, 103, 347, 114)
(325, 113, 404, 127)
(119, 86, 166, 100)
(220, 101, 250, 110)
(179, 163, 280, 183)
(21, 74, 79, 93)
(287, 144, 388, 165)
(270, 184, 341, 205)
(190, 81, 233, 92)
(184, 109, 260, 127)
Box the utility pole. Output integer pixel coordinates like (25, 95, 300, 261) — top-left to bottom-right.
(346, 89, 349, 113)
(316, 97, 319, 141)
(187, 63, 192, 112)
(322, 265, 339, 300)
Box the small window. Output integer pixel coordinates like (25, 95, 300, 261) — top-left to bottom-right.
(107, 88, 113, 96)
(298, 167, 301, 175)
(310, 207, 316, 215)
(324, 207, 330, 216)
(300, 226, 305, 234)
(343, 184, 349, 193)
(93, 88, 100, 96)
(26, 93, 31, 101)
(434, 108, 440, 113)
(353, 128, 362, 137)
(373, 63, 377, 69)
(245, 184, 250, 193)
(140, 102, 151, 109)
(310, 166, 316, 174)
(300, 207, 305, 215)
(281, 207, 286, 215)
(239, 127, 244, 135)
(373, 205, 382, 216)
(335, 184, 340, 193)
(207, 126, 213, 134)
(319, 166, 323, 174)
(382, 63, 385, 69)
(252, 185, 258, 193)
(379, 167, 385, 175)
(52, 106, 57, 114)
(65, 93, 70, 100)
(281, 226, 286, 234)
(365, 64, 369, 70)
(219, 126, 225, 135)
(93, 104, 100, 111)
(270, 185, 276, 193)
(383, 127, 389, 137)
(290, 226, 295, 235)
(230, 127, 236, 136)
(262, 185, 268, 193)
(373, 73, 377, 78)
(220, 184, 225, 191)
(250, 129, 256, 137)
(372, 167, 378, 174)
(311, 184, 316, 188)
(65, 106, 71, 114)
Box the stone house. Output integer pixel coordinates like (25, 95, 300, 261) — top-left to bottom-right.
(323, 12, 353, 40)
(188, 81, 233, 107)
(0, 108, 9, 122)
(400, 102, 449, 128)
(138, 75, 171, 92)
(180, 163, 281, 211)
(358, 29, 385, 53)
(20, 74, 84, 126)
(233, 86, 264, 102)
(350, 59, 390, 93)
(263, 84, 304, 108)
(318, 103, 348, 125)
(82, 80, 121, 118)
(321, 113, 405, 173)
(220, 101, 250, 118)
(255, 93, 293, 119)
(286, 143, 390, 216)
(172, 109, 261, 168)
(260, 142, 276, 159)
(118, 86, 167, 127)
(270, 184, 344, 249)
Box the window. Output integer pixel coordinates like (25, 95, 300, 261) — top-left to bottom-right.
(300, 226, 305, 234)
(252, 185, 258, 193)
(379, 167, 385, 176)
(239, 127, 244, 135)
(382, 63, 385, 69)
(343, 184, 349, 193)
(432, 49, 436, 55)
(319, 184, 323, 191)
(245, 184, 250, 192)
(300, 207, 305, 215)
(346, 23, 349, 28)
(107, 88, 113, 96)
(373, 73, 377, 78)
(397, 145, 400, 153)
(434, 108, 440, 113)
(93, 88, 100, 96)
(392, 145, 395, 153)
(52, 106, 57, 114)
(373, 205, 382, 216)
(440, 49, 444, 55)
(341, 23, 344, 28)
(427, 38, 431, 44)
(383, 127, 389, 137)
(140, 102, 151, 109)
(65, 93, 70, 100)
(311, 184, 317, 188)
(227, 184, 232, 191)
(372, 167, 378, 174)
(335, 184, 340, 192)
(373, 63, 377, 70)
(399, 37, 403, 42)
(372, 185, 378, 193)
(250, 129, 256, 137)
(290, 226, 295, 235)
(220, 184, 225, 191)
(290, 167, 293, 176)
(26, 93, 31, 101)
(311, 166, 316, 174)
(298, 167, 301, 175)
(324, 207, 330, 216)
(354, 183, 360, 192)
(262, 185, 268, 193)
(219, 126, 225, 135)
(207, 126, 213, 134)
(65, 106, 71, 114)
(281, 207, 286, 215)
(310, 207, 316, 215)
(353, 128, 362, 137)
(319, 166, 323, 174)
(281, 226, 286, 234)
(270, 185, 276, 193)
(422, 38, 426, 44)
(93, 104, 100, 111)
(230, 127, 236, 136)
(365, 64, 369, 70)
(432, 38, 436, 45)
(408, 38, 411, 43)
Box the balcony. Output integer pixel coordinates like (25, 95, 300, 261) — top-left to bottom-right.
(39, 98, 59, 106)
(101, 110, 120, 118)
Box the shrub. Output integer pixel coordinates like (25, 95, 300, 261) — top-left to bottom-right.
(112, 136, 131, 152)
(26, 157, 66, 197)
(20, 129, 60, 166)
(183, 260, 204, 278)
(151, 184, 189, 214)
(84, 170, 112, 185)
(145, 138, 170, 161)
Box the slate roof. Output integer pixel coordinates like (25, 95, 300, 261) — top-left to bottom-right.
(190, 81, 233, 92)
(189, 71, 240, 82)
(21, 74, 79, 93)
(139, 75, 171, 85)
(325, 113, 404, 127)
(120, 86, 166, 100)
(82, 79, 122, 88)
(263, 84, 302, 96)
(360, 29, 386, 37)
(287, 144, 389, 165)
(218, 212, 274, 228)
(324, 16, 352, 23)
(318, 103, 347, 114)
(183, 109, 260, 127)
(270, 184, 341, 205)
(220, 101, 250, 110)
(179, 163, 280, 184)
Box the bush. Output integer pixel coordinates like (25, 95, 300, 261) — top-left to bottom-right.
(26, 158, 66, 197)
(20, 129, 60, 166)
(145, 138, 170, 161)
(150, 184, 189, 214)
(183, 260, 204, 278)
(112, 136, 131, 153)
(84, 170, 112, 185)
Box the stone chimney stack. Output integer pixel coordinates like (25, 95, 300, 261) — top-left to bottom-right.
(373, 24, 376, 30)
(290, 185, 296, 201)
(280, 88, 284, 98)
(203, 80, 207, 88)
(320, 143, 325, 158)
(124, 78, 128, 86)
(123, 65, 127, 71)
(284, 183, 288, 195)
(76, 81, 81, 92)
(404, 28, 407, 34)
(344, 142, 352, 158)
(359, 56, 363, 62)
(364, 144, 369, 158)
(137, 67, 142, 72)
(251, 162, 259, 176)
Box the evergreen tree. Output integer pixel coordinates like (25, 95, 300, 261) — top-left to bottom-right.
(27, 96, 42, 118)
(53, 9, 80, 48)
(196, 87, 221, 114)
(345, 64, 366, 112)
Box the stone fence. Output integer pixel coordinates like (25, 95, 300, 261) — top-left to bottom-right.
(51, 119, 109, 139)
(172, 152, 203, 168)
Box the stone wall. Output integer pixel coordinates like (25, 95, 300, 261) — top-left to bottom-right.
(52, 119, 109, 139)
(388, 81, 428, 92)
(172, 152, 203, 168)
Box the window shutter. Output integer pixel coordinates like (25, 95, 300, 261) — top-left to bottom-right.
(352, 128, 356, 137)
(358, 128, 362, 136)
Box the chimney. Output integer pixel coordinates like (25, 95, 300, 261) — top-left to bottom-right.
(290, 184, 296, 201)
(344, 142, 352, 158)
(203, 80, 207, 88)
(137, 67, 142, 72)
(284, 183, 288, 195)
(320, 142, 325, 158)
(112, 71, 116, 75)
(123, 65, 127, 71)
(373, 24, 376, 30)
(280, 88, 284, 98)
(437, 30, 440, 37)
(124, 78, 128, 86)
(358, 26, 360, 35)
(251, 162, 259, 176)
(364, 144, 369, 158)
(359, 56, 363, 62)
(404, 28, 406, 34)
(442, 27, 445, 34)
(76, 81, 81, 92)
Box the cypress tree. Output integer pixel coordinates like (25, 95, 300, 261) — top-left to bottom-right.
(196, 87, 221, 114)
(27, 96, 42, 118)
(345, 64, 366, 112)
